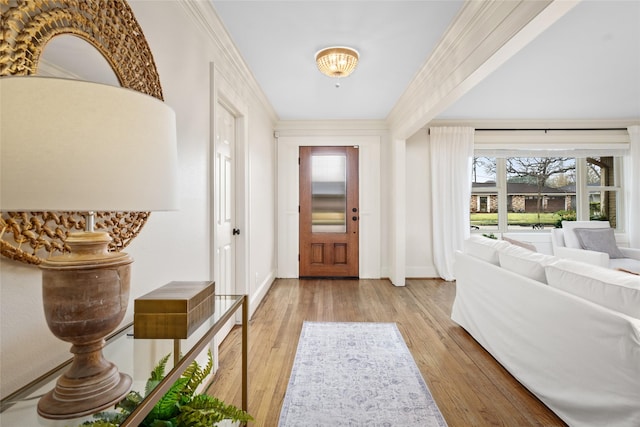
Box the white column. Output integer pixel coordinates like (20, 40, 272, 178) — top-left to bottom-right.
(390, 138, 406, 287)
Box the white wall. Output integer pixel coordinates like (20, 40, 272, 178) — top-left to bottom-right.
(272, 122, 443, 281)
(275, 122, 388, 279)
(247, 108, 278, 310)
(0, 0, 277, 397)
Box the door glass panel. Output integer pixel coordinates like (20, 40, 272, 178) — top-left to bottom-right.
(311, 155, 346, 233)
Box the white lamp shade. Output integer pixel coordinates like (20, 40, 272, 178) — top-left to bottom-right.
(0, 76, 179, 212)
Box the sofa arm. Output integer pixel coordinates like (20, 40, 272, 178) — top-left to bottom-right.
(554, 246, 610, 267)
(619, 247, 640, 261)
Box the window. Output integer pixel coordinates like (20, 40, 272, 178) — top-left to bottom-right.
(470, 156, 622, 232)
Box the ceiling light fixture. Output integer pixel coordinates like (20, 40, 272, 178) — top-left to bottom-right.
(315, 46, 359, 79)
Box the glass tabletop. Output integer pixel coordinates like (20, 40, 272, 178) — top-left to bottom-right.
(0, 295, 244, 426)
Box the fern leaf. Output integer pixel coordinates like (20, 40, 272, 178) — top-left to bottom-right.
(148, 420, 176, 427)
(178, 394, 254, 424)
(79, 421, 119, 427)
(180, 360, 200, 398)
(145, 377, 189, 423)
(153, 354, 172, 380)
(175, 405, 224, 427)
(146, 353, 171, 396)
(117, 390, 144, 413)
(192, 351, 213, 392)
(182, 350, 214, 397)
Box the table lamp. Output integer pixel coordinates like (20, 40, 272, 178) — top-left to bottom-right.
(0, 76, 179, 419)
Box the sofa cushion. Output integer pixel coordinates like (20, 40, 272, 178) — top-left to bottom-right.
(463, 236, 510, 265)
(561, 220, 611, 249)
(573, 227, 625, 259)
(545, 259, 640, 319)
(498, 244, 555, 284)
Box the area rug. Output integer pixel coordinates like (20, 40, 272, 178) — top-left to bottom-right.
(278, 321, 448, 426)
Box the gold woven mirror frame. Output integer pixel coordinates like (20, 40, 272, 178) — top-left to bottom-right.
(0, 0, 164, 265)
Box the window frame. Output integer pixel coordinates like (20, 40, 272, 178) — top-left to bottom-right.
(471, 155, 624, 233)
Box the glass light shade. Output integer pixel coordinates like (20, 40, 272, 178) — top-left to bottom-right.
(315, 46, 359, 78)
(0, 76, 179, 212)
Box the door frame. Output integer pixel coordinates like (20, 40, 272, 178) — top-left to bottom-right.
(210, 63, 249, 310)
(276, 135, 381, 279)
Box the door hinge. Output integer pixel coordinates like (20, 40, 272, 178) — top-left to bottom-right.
(298, 254, 300, 261)
(298, 205, 300, 213)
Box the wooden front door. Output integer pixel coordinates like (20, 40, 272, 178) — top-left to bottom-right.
(299, 146, 359, 278)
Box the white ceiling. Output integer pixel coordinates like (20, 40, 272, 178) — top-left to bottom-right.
(212, 0, 463, 120)
(212, 0, 640, 123)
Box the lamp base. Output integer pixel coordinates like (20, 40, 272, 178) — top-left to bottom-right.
(37, 232, 133, 419)
(37, 364, 131, 419)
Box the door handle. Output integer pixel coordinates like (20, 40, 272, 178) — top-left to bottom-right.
(352, 216, 358, 221)
(233, 228, 241, 235)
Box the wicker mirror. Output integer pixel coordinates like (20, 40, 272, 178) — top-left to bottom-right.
(0, 0, 163, 265)
(39, 34, 120, 86)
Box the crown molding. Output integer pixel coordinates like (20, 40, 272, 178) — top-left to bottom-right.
(178, 0, 278, 124)
(276, 119, 388, 131)
(427, 118, 640, 130)
(387, 0, 580, 141)
(275, 120, 389, 137)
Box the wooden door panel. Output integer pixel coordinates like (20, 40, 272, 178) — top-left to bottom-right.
(299, 146, 359, 278)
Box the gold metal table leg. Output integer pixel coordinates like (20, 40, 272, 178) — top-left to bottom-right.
(242, 294, 249, 417)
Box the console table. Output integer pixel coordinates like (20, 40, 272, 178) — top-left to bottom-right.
(0, 294, 248, 426)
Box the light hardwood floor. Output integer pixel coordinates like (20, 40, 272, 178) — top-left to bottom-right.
(207, 278, 567, 426)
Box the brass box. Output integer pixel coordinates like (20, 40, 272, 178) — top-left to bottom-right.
(134, 281, 215, 339)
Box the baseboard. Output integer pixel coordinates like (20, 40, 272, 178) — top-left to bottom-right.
(406, 266, 439, 278)
(249, 271, 276, 319)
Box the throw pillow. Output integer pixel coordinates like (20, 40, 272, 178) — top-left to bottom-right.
(498, 244, 554, 283)
(463, 236, 510, 265)
(573, 227, 625, 259)
(561, 220, 611, 249)
(502, 236, 537, 252)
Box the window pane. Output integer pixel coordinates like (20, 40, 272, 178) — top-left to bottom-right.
(311, 155, 346, 233)
(587, 156, 615, 186)
(470, 193, 498, 231)
(589, 190, 618, 227)
(586, 157, 617, 227)
(470, 157, 498, 231)
(505, 157, 575, 230)
(472, 157, 496, 184)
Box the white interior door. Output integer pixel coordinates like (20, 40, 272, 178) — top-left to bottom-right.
(214, 102, 236, 339)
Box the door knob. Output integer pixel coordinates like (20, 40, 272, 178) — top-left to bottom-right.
(233, 228, 241, 235)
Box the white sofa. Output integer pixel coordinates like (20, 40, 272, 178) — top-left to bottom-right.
(551, 220, 640, 274)
(451, 236, 640, 427)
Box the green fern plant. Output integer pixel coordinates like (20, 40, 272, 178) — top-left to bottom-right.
(81, 351, 252, 427)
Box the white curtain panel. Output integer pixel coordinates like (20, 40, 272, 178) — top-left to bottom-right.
(627, 126, 640, 248)
(429, 126, 475, 281)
